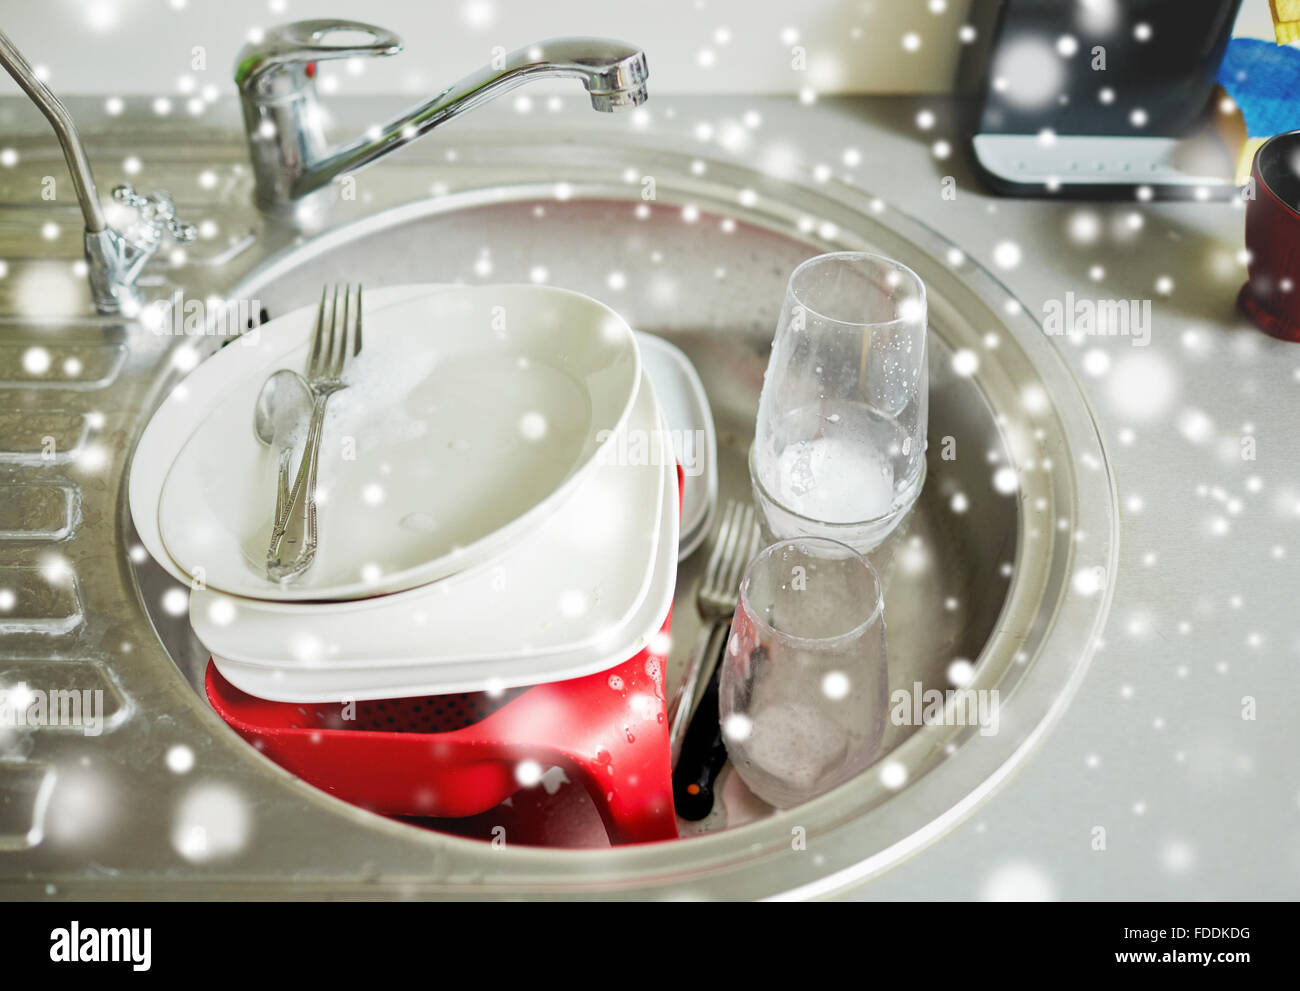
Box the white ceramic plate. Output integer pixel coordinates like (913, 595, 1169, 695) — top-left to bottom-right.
(135, 284, 640, 601)
(191, 373, 667, 669)
(131, 285, 436, 590)
(679, 507, 716, 562)
(634, 332, 717, 559)
(208, 416, 680, 701)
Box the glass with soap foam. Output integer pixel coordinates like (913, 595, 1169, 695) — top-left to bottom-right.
(751, 252, 928, 552)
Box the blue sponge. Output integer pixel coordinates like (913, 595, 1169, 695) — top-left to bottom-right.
(1218, 37, 1300, 137)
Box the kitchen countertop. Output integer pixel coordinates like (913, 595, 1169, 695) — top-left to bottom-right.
(0, 91, 1294, 899)
(804, 97, 1298, 902)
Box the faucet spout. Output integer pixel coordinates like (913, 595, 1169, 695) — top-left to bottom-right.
(303, 38, 647, 200)
(0, 29, 108, 234)
(235, 22, 648, 216)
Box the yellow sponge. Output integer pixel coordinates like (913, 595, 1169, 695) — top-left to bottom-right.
(1208, 85, 1263, 184)
(1270, 0, 1300, 43)
(1238, 136, 1267, 184)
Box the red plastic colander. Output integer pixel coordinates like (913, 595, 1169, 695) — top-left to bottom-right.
(204, 468, 684, 846)
(205, 618, 675, 844)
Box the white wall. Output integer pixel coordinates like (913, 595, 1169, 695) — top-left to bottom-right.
(0, 0, 1279, 99)
(1, 0, 978, 98)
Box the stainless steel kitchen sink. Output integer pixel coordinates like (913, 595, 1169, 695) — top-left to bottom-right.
(0, 115, 1116, 898)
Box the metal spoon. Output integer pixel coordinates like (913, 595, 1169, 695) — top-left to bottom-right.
(253, 368, 311, 530)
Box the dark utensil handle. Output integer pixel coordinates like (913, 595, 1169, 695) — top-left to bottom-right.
(669, 620, 727, 765)
(672, 620, 731, 821)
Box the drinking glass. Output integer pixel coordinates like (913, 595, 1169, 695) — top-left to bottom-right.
(751, 251, 928, 552)
(719, 537, 888, 808)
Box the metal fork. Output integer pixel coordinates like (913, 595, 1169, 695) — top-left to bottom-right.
(266, 283, 363, 583)
(667, 499, 760, 762)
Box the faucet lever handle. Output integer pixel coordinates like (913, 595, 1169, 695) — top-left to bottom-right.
(235, 19, 402, 90)
(112, 184, 198, 246)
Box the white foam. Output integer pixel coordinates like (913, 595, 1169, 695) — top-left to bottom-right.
(774, 435, 895, 523)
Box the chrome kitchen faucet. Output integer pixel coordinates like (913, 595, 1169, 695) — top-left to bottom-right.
(0, 27, 196, 315)
(235, 20, 648, 217)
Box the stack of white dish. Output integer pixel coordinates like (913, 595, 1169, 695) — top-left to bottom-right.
(635, 333, 717, 560)
(129, 284, 683, 702)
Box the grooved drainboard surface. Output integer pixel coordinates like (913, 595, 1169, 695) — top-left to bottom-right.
(0, 567, 83, 636)
(0, 484, 79, 541)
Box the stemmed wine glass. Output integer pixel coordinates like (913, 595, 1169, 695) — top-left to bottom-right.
(750, 251, 928, 552)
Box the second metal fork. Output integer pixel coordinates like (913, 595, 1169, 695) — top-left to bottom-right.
(667, 499, 760, 762)
(266, 283, 363, 583)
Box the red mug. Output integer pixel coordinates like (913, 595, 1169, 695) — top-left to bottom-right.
(1240, 129, 1300, 342)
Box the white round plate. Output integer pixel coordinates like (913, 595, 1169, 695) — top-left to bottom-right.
(135, 284, 640, 601)
(208, 414, 680, 701)
(130, 285, 435, 589)
(191, 373, 668, 669)
(634, 332, 717, 560)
